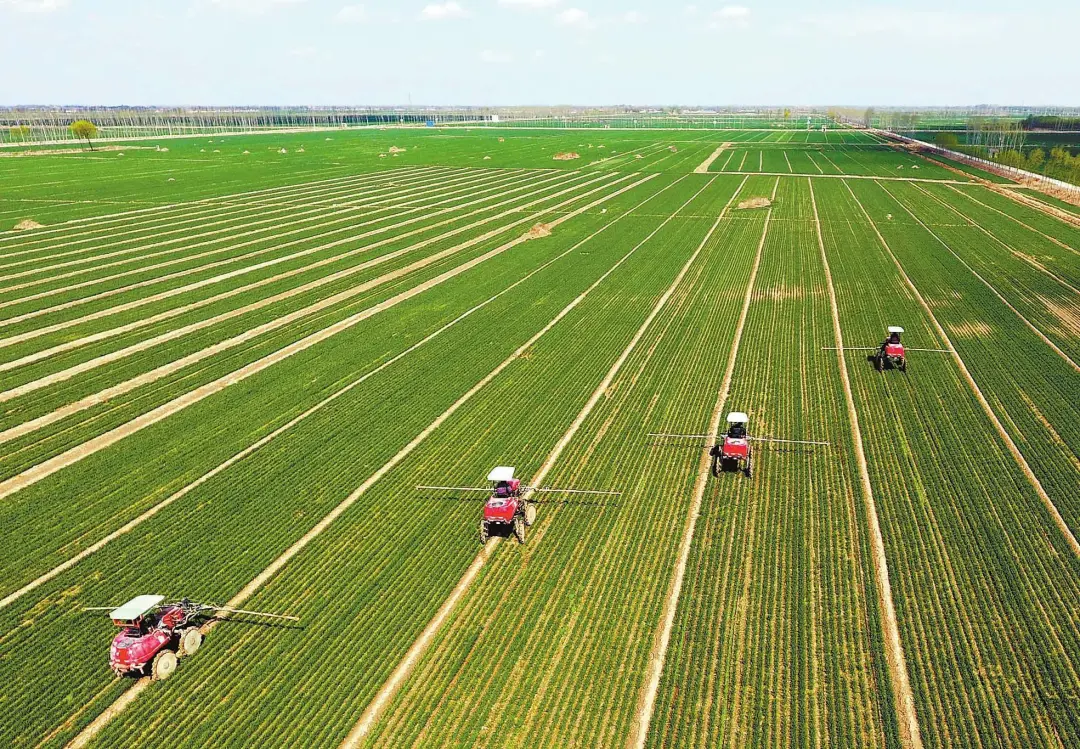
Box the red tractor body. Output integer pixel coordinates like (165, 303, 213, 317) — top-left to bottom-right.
(721, 435, 749, 461)
(479, 470, 534, 544)
(110, 625, 172, 674)
(876, 327, 907, 372)
(102, 596, 205, 680)
(483, 478, 521, 524)
(884, 342, 904, 358)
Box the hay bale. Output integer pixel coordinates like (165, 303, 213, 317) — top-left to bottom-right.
(483, 155, 491, 160)
(279, 148, 288, 154)
(13, 219, 44, 231)
(388, 146, 407, 153)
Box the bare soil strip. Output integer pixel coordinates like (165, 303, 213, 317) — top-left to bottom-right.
(0, 173, 617, 428)
(64, 174, 664, 749)
(0, 170, 578, 327)
(627, 175, 755, 749)
(0, 172, 586, 370)
(0, 176, 654, 504)
(810, 180, 924, 749)
(0, 167, 448, 266)
(0, 180, 689, 612)
(990, 186, 1080, 230)
(845, 180, 1080, 559)
(344, 175, 728, 749)
(910, 183, 1079, 295)
(945, 185, 1080, 256)
(693, 144, 732, 174)
(0, 168, 537, 293)
(0, 167, 435, 244)
(881, 182, 1078, 374)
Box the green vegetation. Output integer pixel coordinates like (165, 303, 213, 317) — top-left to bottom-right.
(0, 126, 1076, 749)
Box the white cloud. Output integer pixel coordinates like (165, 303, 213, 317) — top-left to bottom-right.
(798, 9, 1007, 40)
(623, 10, 645, 24)
(1, 0, 69, 11)
(498, 0, 559, 8)
(420, 1, 467, 20)
(335, 4, 366, 22)
(709, 5, 750, 28)
(480, 49, 513, 63)
(555, 7, 590, 27)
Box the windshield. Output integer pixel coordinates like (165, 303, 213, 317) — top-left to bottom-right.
(728, 423, 746, 439)
(493, 482, 511, 498)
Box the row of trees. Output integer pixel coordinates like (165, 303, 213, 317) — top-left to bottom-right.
(7, 120, 97, 148)
(934, 131, 1080, 186)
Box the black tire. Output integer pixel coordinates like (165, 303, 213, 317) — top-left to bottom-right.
(479, 519, 489, 545)
(899, 356, 907, 372)
(875, 353, 884, 372)
(513, 516, 526, 544)
(745, 454, 753, 478)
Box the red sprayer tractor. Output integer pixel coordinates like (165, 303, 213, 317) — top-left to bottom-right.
(650, 412, 829, 478)
(822, 325, 950, 372)
(84, 595, 298, 681)
(418, 466, 620, 544)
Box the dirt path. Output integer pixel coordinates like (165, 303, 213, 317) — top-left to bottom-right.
(693, 144, 732, 174)
(0, 180, 683, 610)
(880, 182, 1078, 374)
(946, 185, 1080, 254)
(0, 167, 447, 266)
(627, 175, 756, 749)
(991, 186, 1080, 229)
(0, 168, 537, 293)
(845, 181, 1080, 560)
(0, 170, 583, 367)
(0, 174, 622, 451)
(59, 175, 661, 749)
(0, 170, 575, 328)
(344, 176, 727, 749)
(0, 175, 652, 505)
(909, 183, 1079, 295)
(810, 180, 924, 749)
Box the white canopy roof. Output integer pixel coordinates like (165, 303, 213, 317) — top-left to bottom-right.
(487, 466, 516, 482)
(887, 326, 905, 334)
(726, 412, 749, 424)
(110, 595, 164, 623)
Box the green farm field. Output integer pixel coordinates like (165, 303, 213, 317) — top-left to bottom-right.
(0, 127, 1077, 749)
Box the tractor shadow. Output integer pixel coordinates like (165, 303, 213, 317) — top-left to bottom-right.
(209, 617, 305, 632)
(865, 354, 904, 372)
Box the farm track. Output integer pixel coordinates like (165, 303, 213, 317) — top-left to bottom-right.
(645, 178, 899, 748)
(49, 176, 736, 749)
(358, 175, 749, 749)
(0, 172, 649, 499)
(0, 170, 609, 399)
(847, 180, 1080, 541)
(2, 173, 682, 747)
(2, 129, 1077, 748)
(0, 167, 546, 304)
(816, 177, 1080, 748)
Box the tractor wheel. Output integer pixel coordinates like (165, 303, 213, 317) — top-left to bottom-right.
(514, 516, 526, 544)
(179, 627, 202, 657)
(899, 356, 907, 373)
(151, 649, 178, 681)
(524, 503, 537, 527)
(875, 354, 884, 372)
(479, 519, 489, 545)
(745, 454, 753, 478)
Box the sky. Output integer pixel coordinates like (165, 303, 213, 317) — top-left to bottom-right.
(1, 0, 1077, 107)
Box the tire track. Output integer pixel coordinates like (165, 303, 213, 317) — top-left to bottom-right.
(0, 169, 576, 323)
(0, 168, 537, 293)
(0, 171, 585, 366)
(886, 182, 1079, 373)
(844, 180, 1080, 559)
(0, 172, 615, 417)
(0, 177, 689, 611)
(619, 173, 754, 749)
(0, 167, 448, 268)
(343, 175, 732, 749)
(0, 175, 655, 504)
(811, 179, 924, 749)
(63, 173, 663, 749)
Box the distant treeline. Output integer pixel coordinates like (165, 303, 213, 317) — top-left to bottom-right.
(1021, 115, 1080, 130)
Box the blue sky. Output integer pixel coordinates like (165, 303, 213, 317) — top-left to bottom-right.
(1, 0, 1077, 106)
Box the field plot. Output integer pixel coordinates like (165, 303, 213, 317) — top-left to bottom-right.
(0, 128, 1077, 749)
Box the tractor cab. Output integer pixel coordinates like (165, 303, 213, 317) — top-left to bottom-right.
(884, 326, 904, 357)
(710, 412, 753, 477)
(484, 466, 522, 525)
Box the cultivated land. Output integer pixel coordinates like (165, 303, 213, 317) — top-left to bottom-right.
(0, 126, 1077, 749)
